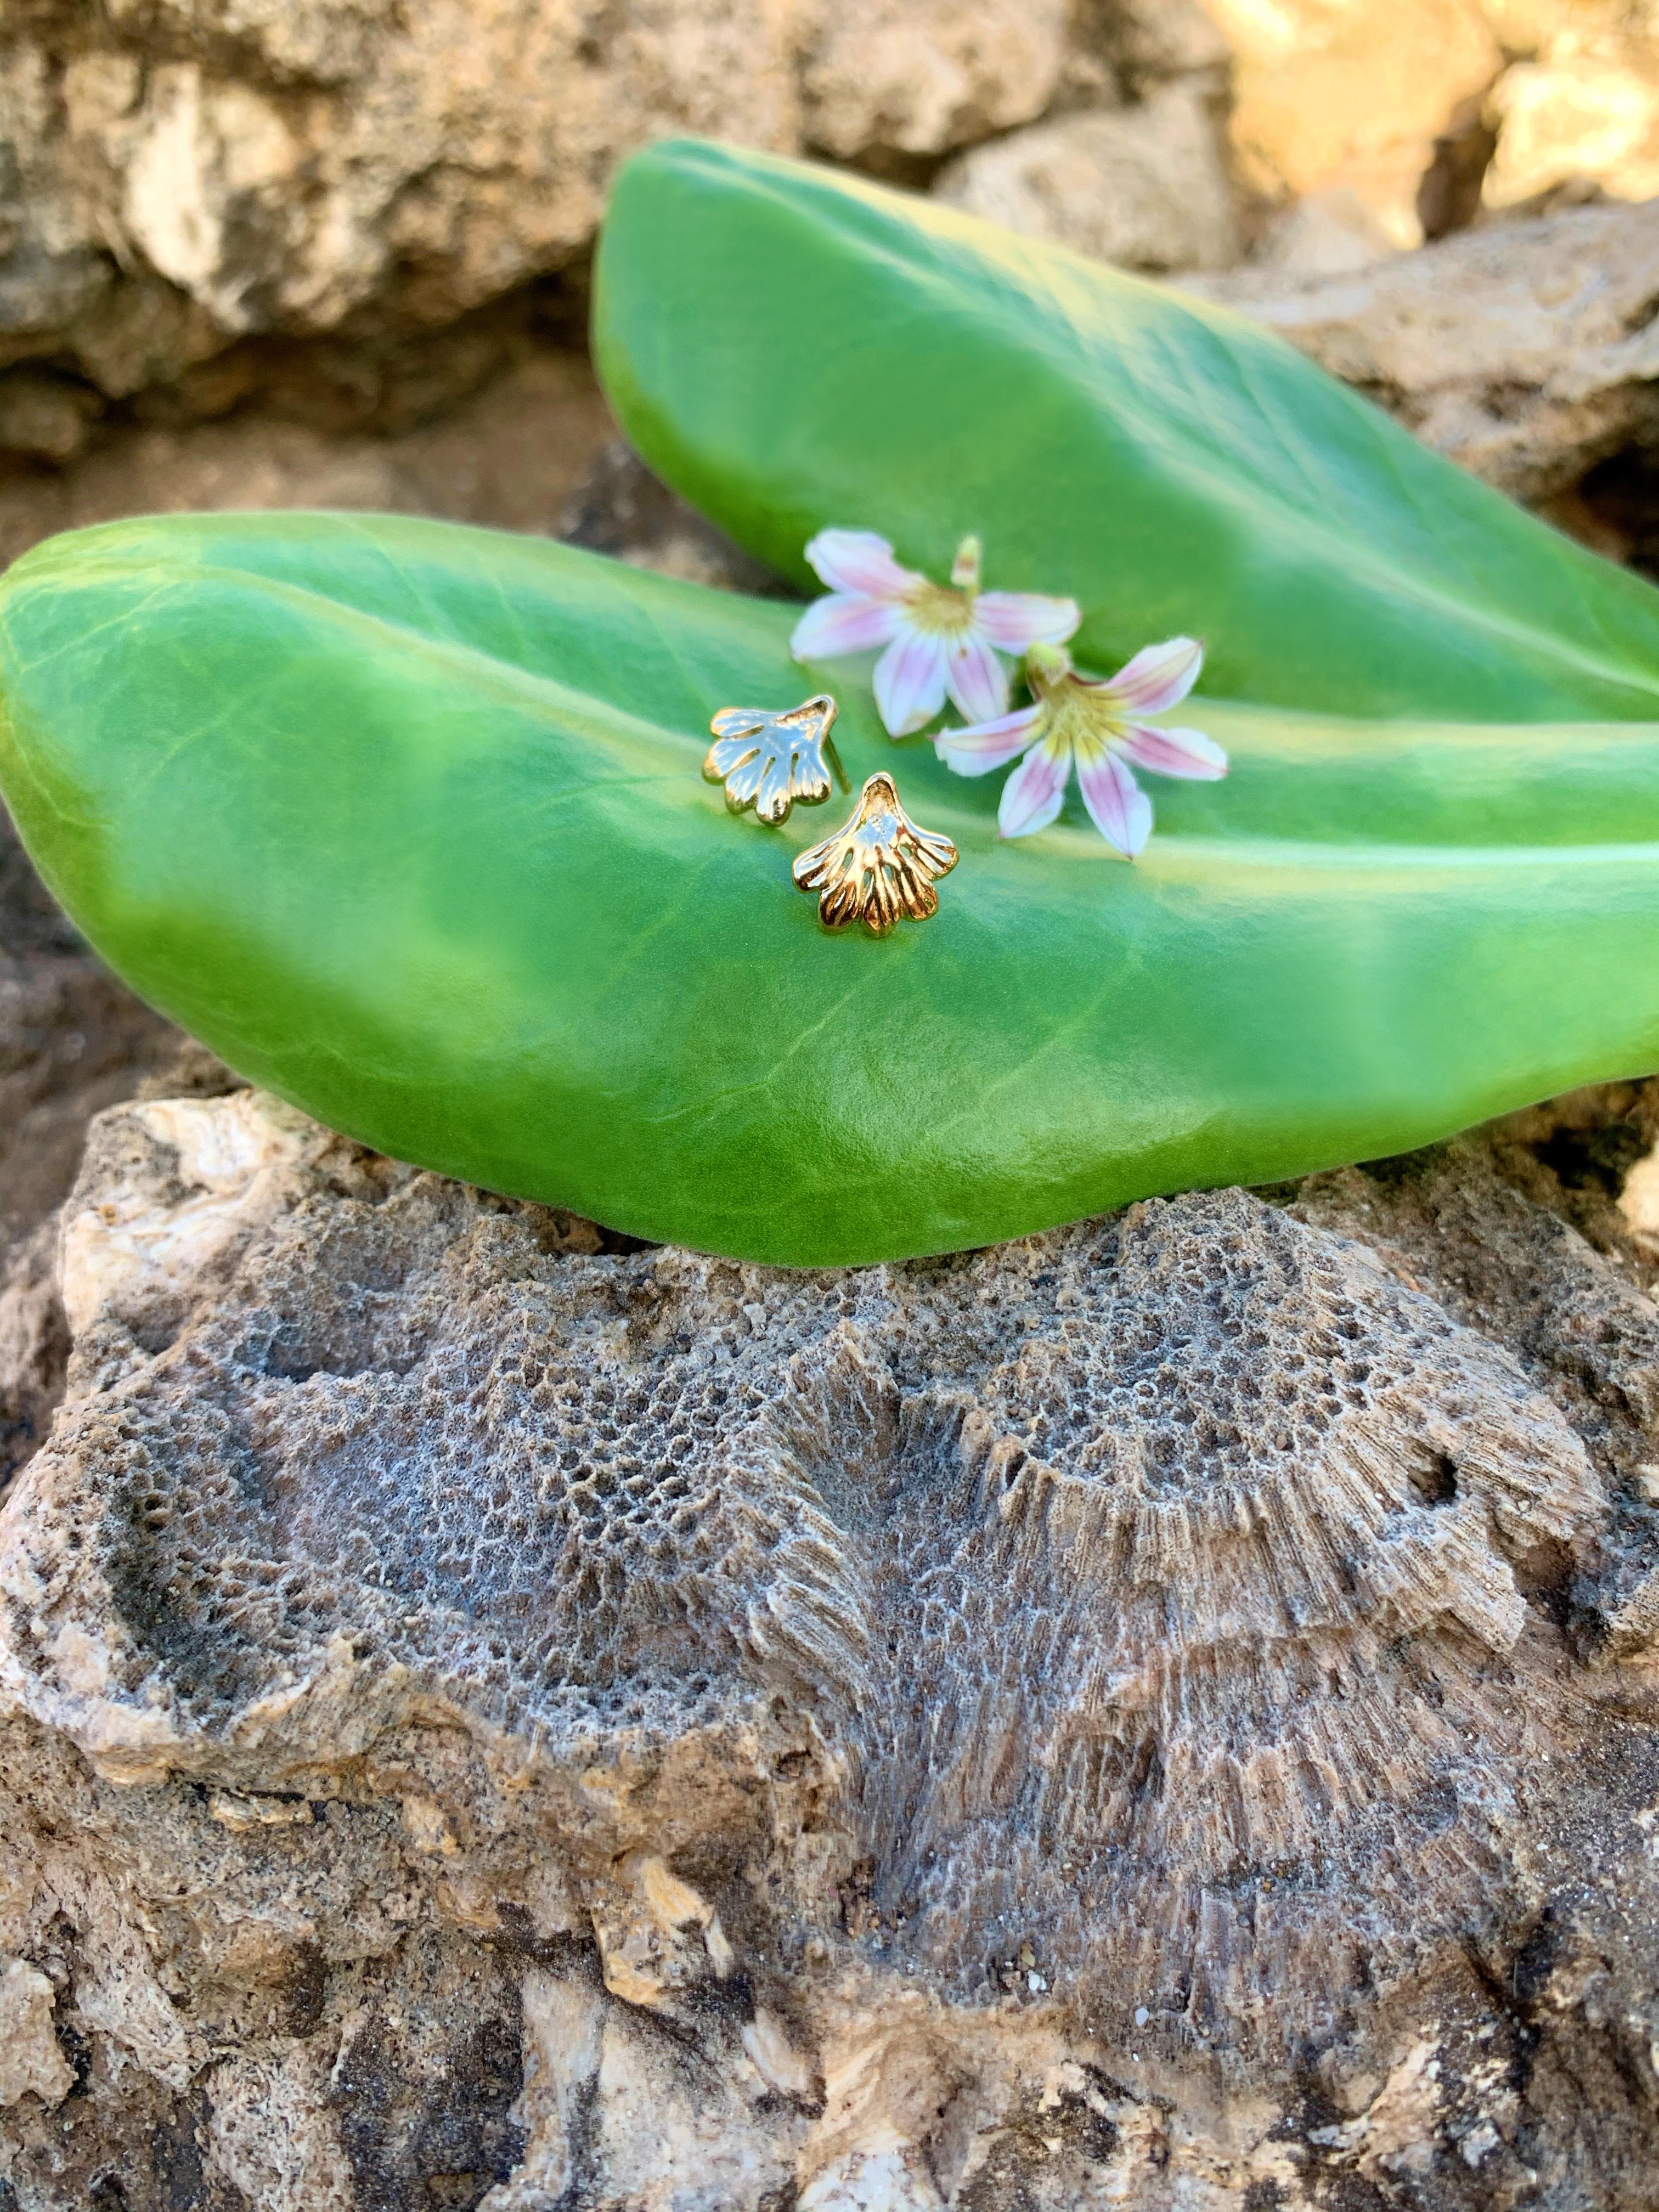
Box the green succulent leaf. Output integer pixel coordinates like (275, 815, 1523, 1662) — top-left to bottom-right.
(3, 511, 1659, 1265)
(592, 137, 1659, 725)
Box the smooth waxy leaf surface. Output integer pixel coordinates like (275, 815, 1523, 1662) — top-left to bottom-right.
(4, 512, 1659, 1264)
(594, 138, 1659, 725)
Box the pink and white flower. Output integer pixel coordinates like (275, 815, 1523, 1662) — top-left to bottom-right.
(790, 528, 1080, 738)
(936, 637, 1226, 857)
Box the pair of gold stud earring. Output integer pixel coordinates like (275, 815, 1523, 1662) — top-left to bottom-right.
(702, 693, 957, 936)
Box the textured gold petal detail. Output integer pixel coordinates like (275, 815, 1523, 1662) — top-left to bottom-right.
(704, 694, 845, 825)
(792, 772, 958, 936)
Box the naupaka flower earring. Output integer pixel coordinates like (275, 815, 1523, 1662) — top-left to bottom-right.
(793, 773, 958, 935)
(704, 693, 848, 824)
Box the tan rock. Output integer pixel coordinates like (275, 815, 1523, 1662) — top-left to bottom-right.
(801, 0, 1071, 161)
(799, 2136, 946, 2209)
(60, 1, 807, 339)
(0, 346, 614, 574)
(0, 1955, 73, 2107)
(0, 368, 98, 461)
(201, 2045, 356, 2212)
(1622, 1146, 1659, 1251)
(1098, 0, 1233, 84)
(1205, 0, 1504, 246)
(1307, 2036, 1447, 2185)
(479, 1967, 606, 2209)
(1247, 186, 1400, 280)
(1, 0, 805, 409)
(933, 83, 1240, 272)
(56, 1089, 319, 1338)
(743, 2007, 819, 2100)
(1188, 198, 1659, 501)
(1459, 0, 1659, 207)
(0, 830, 191, 1495)
(0, 0, 1088, 424)
(208, 1788, 318, 1832)
(590, 1853, 734, 2013)
(1486, 53, 1659, 208)
(0, 42, 114, 364)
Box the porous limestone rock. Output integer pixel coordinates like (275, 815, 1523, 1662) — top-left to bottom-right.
(16, 0, 1659, 487)
(5, 1084, 1659, 2205)
(0, 1959, 74, 2109)
(1189, 197, 1659, 505)
(1486, 54, 1659, 210)
(0, 805, 184, 1489)
(1479, 0, 1659, 213)
(3, 0, 808, 361)
(0, 0, 1098, 437)
(797, 0, 1073, 166)
(1079, 0, 1233, 88)
(0, 0, 1255, 470)
(1205, 0, 1659, 241)
(1245, 188, 1399, 281)
(1201, 0, 1505, 247)
(932, 83, 1240, 274)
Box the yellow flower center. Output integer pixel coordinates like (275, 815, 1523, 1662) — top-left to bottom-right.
(899, 535, 984, 639)
(902, 577, 977, 638)
(1025, 645, 1125, 756)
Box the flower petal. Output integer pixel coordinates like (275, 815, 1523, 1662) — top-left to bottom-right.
(790, 592, 904, 661)
(1102, 636, 1203, 716)
(975, 590, 1082, 652)
(874, 628, 949, 736)
(935, 703, 1043, 776)
(998, 735, 1071, 838)
(944, 630, 1009, 722)
(1115, 722, 1228, 781)
(1076, 747, 1153, 857)
(804, 528, 918, 600)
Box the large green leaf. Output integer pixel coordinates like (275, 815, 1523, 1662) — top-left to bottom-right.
(593, 137, 1659, 724)
(3, 511, 1659, 1265)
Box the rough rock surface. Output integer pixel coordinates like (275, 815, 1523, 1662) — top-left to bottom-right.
(933, 83, 1240, 274)
(5, 1084, 1659, 2205)
(1190, 198, 1659, 514)
(1203, 0, 1659, 246)
(10, 16, 1659, 2201)
(797, 0, 1074, 166)
(3, 0, 815, 370)
(1243, 188, 1400, 283)
(0, 805, 186, 1491)
(5, 0, 1659, 498)
(1202, 0, 1505, 247)
(15, 0, 1620, 477)
(0, 0, 1217, 452)
(1480, 1, 1659, 213)
(0, 346, 614, 572)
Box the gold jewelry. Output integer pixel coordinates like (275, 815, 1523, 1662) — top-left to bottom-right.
(704, 693, 848, 825)
(793, 773, 958, 935)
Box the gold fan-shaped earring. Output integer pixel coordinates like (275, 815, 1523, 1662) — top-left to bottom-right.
(704, 693, 848, 825)
(793, 773, 958, 935)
